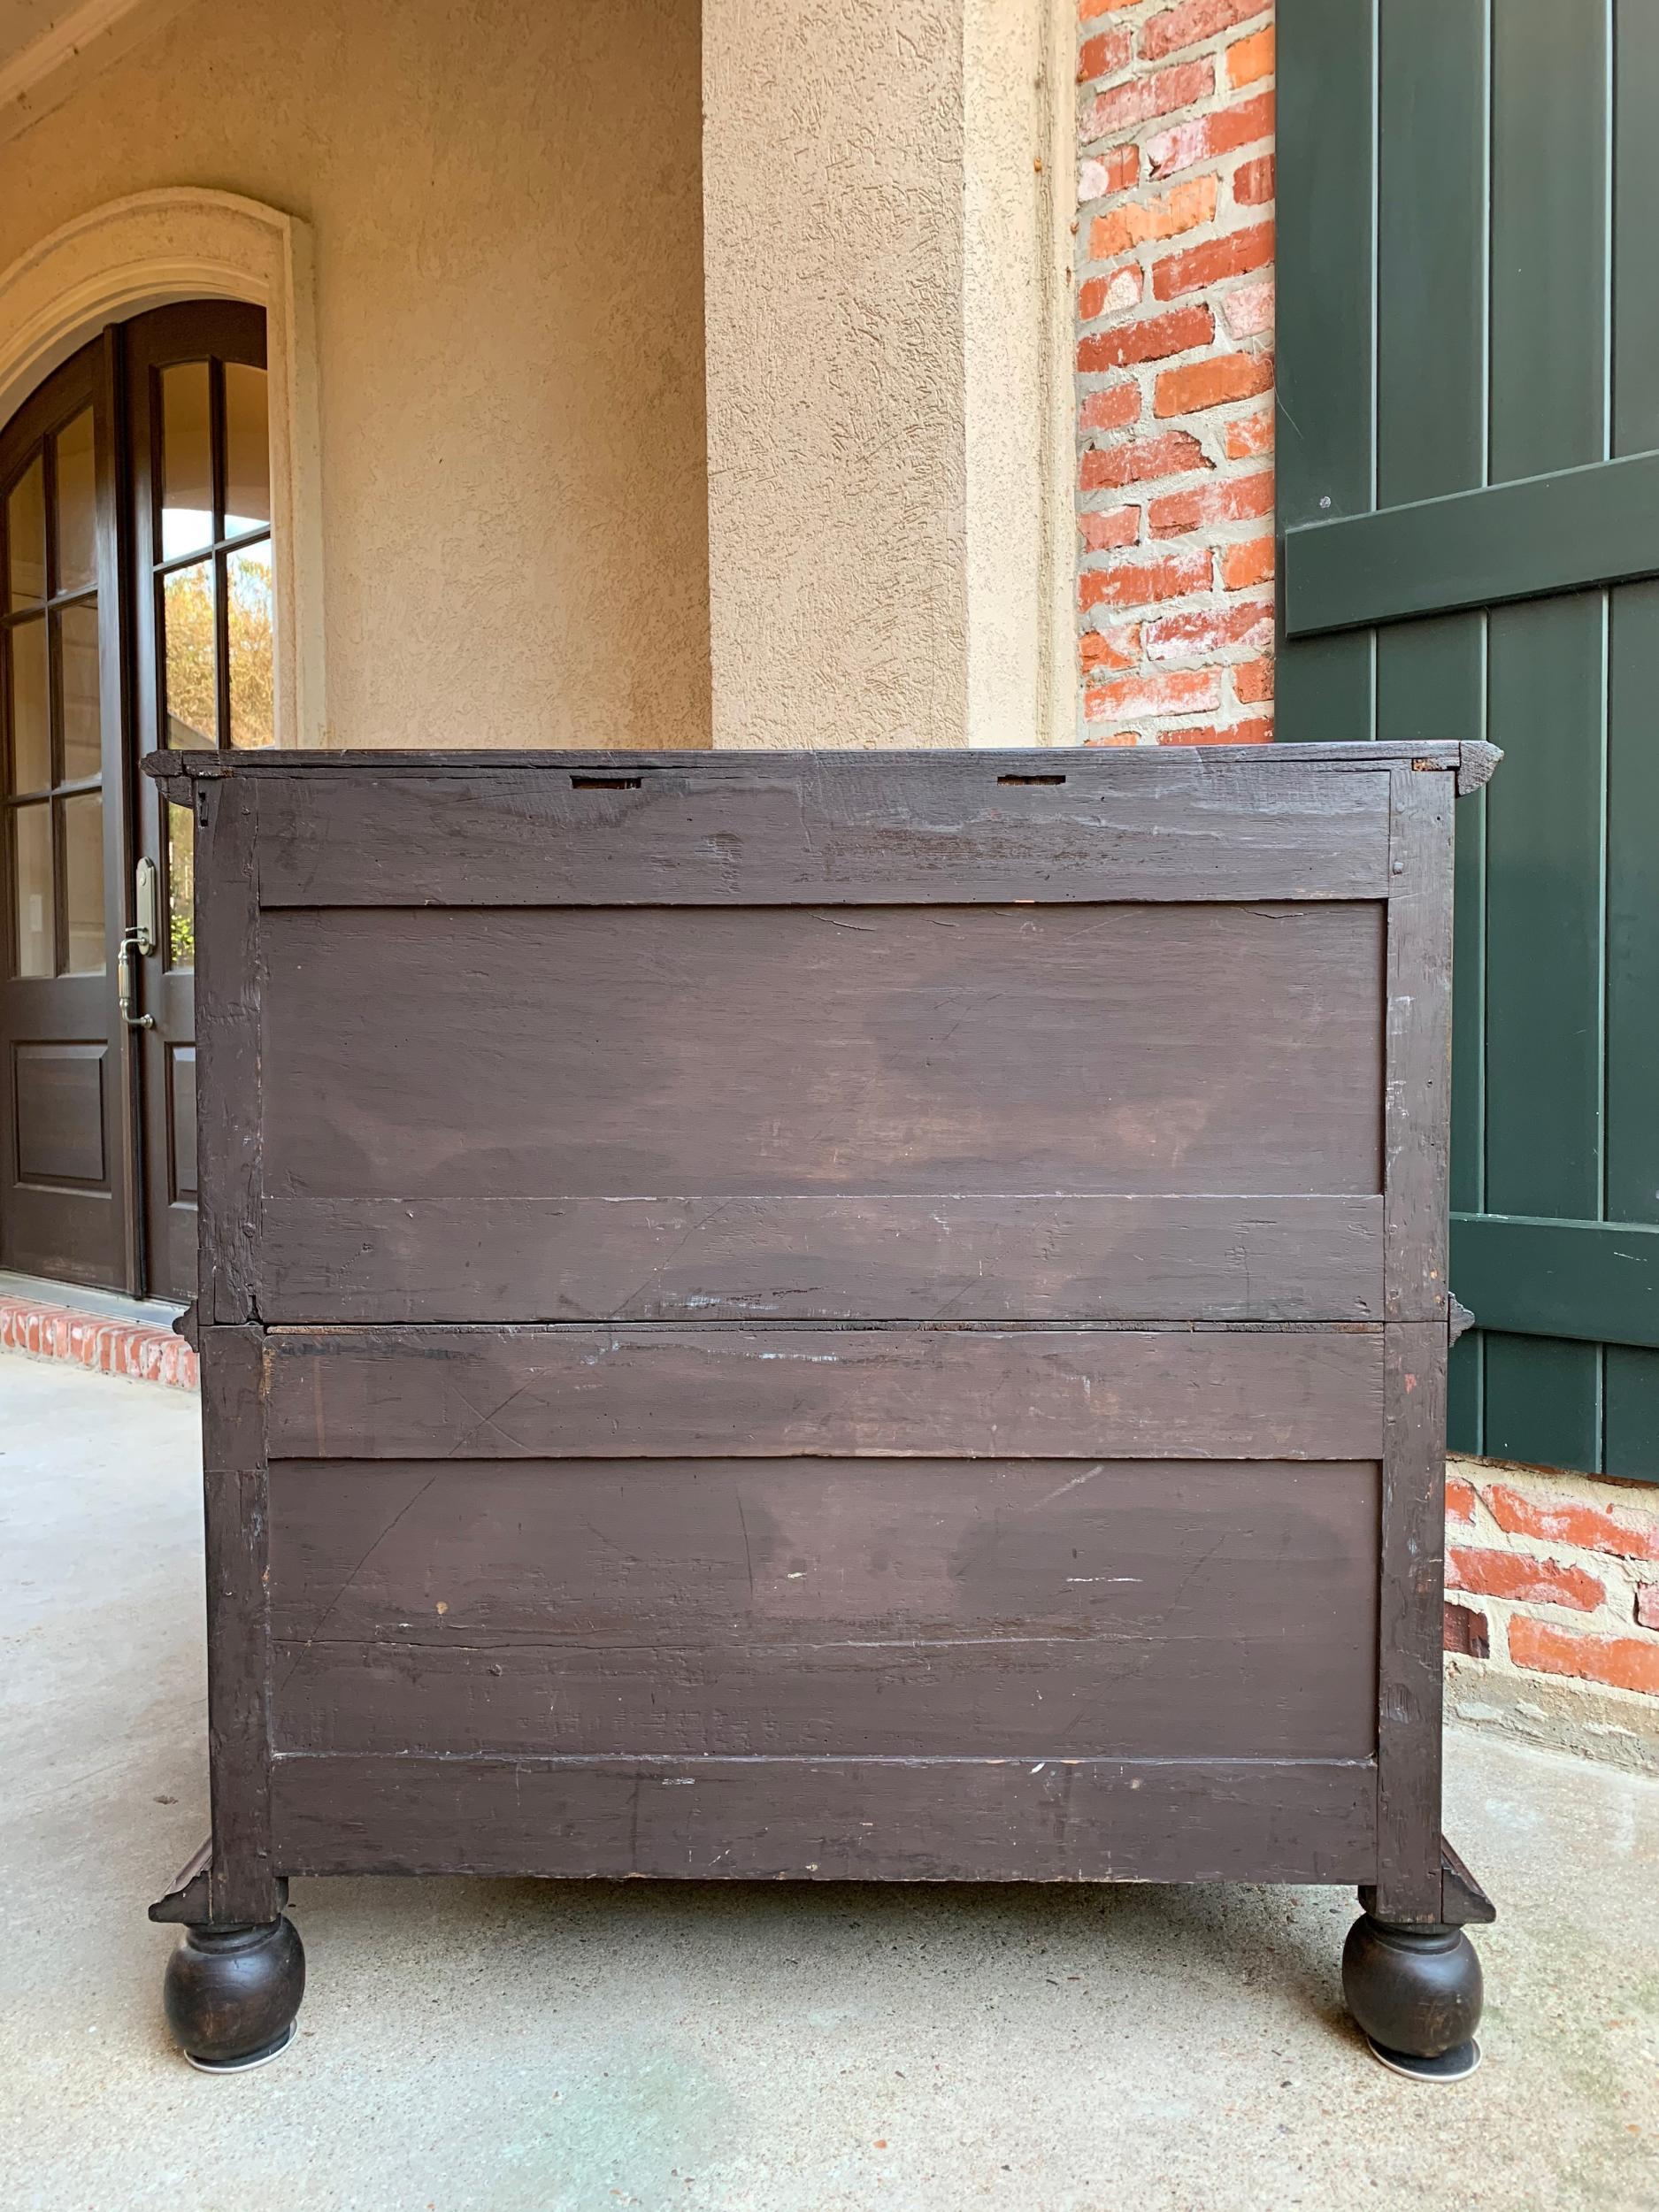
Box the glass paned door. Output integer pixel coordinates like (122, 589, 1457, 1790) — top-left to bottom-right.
(0, 341, 130, 1290)
(127, 299, 272, 1300)
(0, 301, 274, 1302)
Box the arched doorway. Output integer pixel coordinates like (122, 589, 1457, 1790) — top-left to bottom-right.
(0, 301, 271, 1301)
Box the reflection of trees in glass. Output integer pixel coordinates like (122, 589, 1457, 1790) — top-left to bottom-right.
(164, 564, 215, 746)
(228, 546, 276, 749)
(163, 551, 274, 751)
(167, 802, 195, 965)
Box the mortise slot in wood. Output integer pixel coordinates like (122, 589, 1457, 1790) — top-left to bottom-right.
(570, 774, 642, 789)
(997, 772, 1066, 785)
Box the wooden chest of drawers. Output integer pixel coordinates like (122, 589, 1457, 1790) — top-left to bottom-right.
(148, 741, 1497, 2078)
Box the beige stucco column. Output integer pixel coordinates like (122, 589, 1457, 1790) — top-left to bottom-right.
(702, 0, 1071, 750)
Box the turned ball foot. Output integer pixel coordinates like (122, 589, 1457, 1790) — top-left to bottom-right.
(1341, 1913, 1483, 2082)
(163, 1916, 305, 2071)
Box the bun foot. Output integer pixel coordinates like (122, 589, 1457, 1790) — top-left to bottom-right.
(163, 1916, 305, 2071)
(1341, 1914, 1483, 2083)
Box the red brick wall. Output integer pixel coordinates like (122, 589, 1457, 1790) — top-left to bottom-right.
(1445, 1464, 1659, 1709)
(1073, 0, 1276, 746)
(1070, 3, 1659, 1757)
(0, 1288, 196, 1390)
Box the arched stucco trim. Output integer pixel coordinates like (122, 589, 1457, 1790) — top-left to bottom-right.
(0, 188, 326, 747)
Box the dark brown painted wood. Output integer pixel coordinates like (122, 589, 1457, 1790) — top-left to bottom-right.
(257, 902, 1384, 1206)
(1384, 766, 1455, 1323)
(145, 739, 1482, 786)
(12, 1041, 108, 1180)
(199, 1325, 279, 1924)
(268, 1754, 1379, 1885)
(268, 1456, 1380, 1761)
(263, 1325, 1386, 1463)
(247, 756, 1394, 907)
(149, 742, 1479, 1940)
(192, 775, 260, 1325)
(1372, 763, 1457, 1919)
(257, 1191, 1386, 1325)
(1373, 1321, 1448, 1920)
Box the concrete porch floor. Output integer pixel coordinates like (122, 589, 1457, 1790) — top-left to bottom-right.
(2, 1356, 1655, 2212)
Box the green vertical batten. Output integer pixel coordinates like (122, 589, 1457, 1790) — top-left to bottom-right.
(1605, 584, 1659, 1233)
(1273, 0, 1375, 743)
(1374, 0, 1486, 504)
(1602, 580, 1659, 1478)
(1483, 600, 1605, 1220)
(1603, 12, 1659, 1480)
(1447, 1328, 1481, 1455)
(1369, 0, 1490, 1450)
(1604, 1349, 1659, 1483)
(1484, 1333, 1603, 1473)
(1613, 0, 1659, 459)
(1482, 597, 1606, 1463)
(1479, 0, 1610, 1464)
(1488, 0, 1609, 485)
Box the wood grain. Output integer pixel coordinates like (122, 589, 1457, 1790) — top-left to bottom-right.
(1384, 766, 1455, 1320)
(200, 1326, 279, 1923)
(257, 1192, 1386, 1325)
(268, 1455, 1380, 1761)
(1373, 1321, 1448, 1917)
(194, 779, 262, 1325)
(268, 1753, 1379, 1884)
(248, 756, 1392, 906)
(263, 1325, 1386, 1463)
(259, 902, 1385, 1204)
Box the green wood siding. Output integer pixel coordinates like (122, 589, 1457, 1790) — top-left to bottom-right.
(1278, 0, 1659, 1478)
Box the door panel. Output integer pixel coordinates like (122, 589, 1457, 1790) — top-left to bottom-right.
(13, 1041, 108, 1180)
(1278, 0, 1659, 1477)
(0, 339, 133, 1291)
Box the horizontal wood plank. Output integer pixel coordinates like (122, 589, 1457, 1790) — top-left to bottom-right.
(268, 1752, 1379, 1884)
(269, 1455, 1379, 1760)
(1452, 1211, 1659, 1349)
(259, 902, 1386, 1205)
(144, 740, 1474, 787)
(1285, 449, 1659, 636)
(250, 757, 1392, 906)
(261, 1325, 1386, 1461)
(256, 1192, 1386, 1324)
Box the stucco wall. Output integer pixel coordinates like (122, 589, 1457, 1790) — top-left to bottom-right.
(964, 0, 1074, 749)
(0, 0, 712, 750)
(702, 0, 967, 750)
(702, 0, 1071, 751)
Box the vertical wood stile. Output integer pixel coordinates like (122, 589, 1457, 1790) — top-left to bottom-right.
(194, 775, 261, 1323)
(203, 1324, 279, 1924)
(1375, 1322, 1450, 1920)
(1383, 769, 1454, 1324)
(1375, 764, 1456, 1916)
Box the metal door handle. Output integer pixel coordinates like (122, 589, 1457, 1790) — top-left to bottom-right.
(119, 859, 160, 1031)
(118, 930, 154, 1030)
